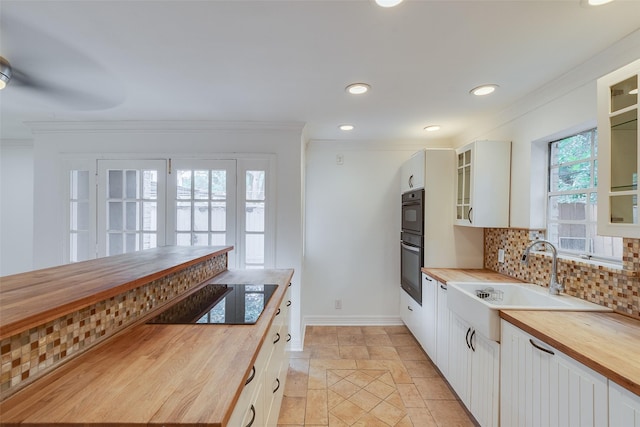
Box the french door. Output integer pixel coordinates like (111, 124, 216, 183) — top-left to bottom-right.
(97, 160, 167, 257)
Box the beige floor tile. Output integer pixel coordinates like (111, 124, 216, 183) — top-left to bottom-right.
(369, 400, 407, 426)
(384, 325, 411, 335)
(306, 325, 337, 335)
(327, 389, 345, 410)
(305, 334, 339, 346)
(289, 349, 313, 359)
(364, 379, 396, 400)
(377, 371, 396, 387)
(345, 370, 376, 388)
(349, 389, 381, 412)
(413, 377, 457, 400)
(326, 370, 344, 387)
(424, 399, 476, 426)
(329, 378, 361, 399)
(328, 413, 349, 427)
(339, 345, 370, 359)
(388, 334, 419, 346)
(384, 390, 406, 410)
(402, 359, 439, 378)
(396, 345, 428, 361)
(353, 412, 391, 427)
(305, 389, 329, 425)
(278, 396, 307, 424)
(338, 334, 366, 346)
(368, 346, 400, 360)
(396, 383, 426, 408)
(308, 366, 327, 389)
(336, 326, 363, 335)
(311, 359, 358, 370)
(361, 326, 389, 335)
(330, 399, 367, 425)
(383, 360, 414, 384)
(364, 334, 393, 346)
(356, 359, 388, 370)
(284, 363, 309, 398)
(395, 414, 415, 427)
(309, 345, 341, 359)
(406, 407, 438, 426)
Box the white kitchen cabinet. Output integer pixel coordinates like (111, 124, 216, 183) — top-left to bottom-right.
(597, 58, 640, 237)
(400, 287, 424, 346)
(610, 381, 640, 427)
(500, 320, 608, 427)
(229, 285, 291, 427)
(454, 140, 510, 227)
(435, 281, 451, 378)
(401, 149, 425, 193)
(421, 273, 438, 361)
(448, 313, 499, 427)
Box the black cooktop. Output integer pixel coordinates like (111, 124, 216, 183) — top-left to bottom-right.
(147, 284, 278, 325)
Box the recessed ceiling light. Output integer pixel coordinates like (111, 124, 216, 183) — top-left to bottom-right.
(339, 124, 355, 131)
(581, 0, 614, 6)
(375, 0, 404, 7)
(470, 84, 499, 96)
(424, 125, 441, 132)
(345, 83, 370, 95)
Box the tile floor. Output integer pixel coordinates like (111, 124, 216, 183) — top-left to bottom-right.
(278, 325, 478, 427)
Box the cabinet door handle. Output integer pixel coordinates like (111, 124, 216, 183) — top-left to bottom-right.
(276, 308, 281, 316)
(468, 207, 473, 224)
(246, 404, 256, 427)
(245, 366, 256, 385)
(273, 378, 281, 394)
(529, 339, 555, 355)
(440, 284, 447, 291)
(409, 175, 414, 188)
(465, 327, 471, 348)
(408, 305, 413, 312)
(288, 282, 292, 287)
(286, 300, 292, 307)
(273, 333, 281, 344)
(286, 333, 291, 342)
(424, 275, 433, 282)
(470, 330, 476, 352)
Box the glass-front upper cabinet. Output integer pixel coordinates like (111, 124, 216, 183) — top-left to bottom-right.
(597, 59, 640, 237)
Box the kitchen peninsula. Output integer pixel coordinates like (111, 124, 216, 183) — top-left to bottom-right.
(0, 246, 293, 426)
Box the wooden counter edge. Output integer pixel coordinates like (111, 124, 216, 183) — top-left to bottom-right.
(500, 310, 640, 396)
(0, 246, 232, 340)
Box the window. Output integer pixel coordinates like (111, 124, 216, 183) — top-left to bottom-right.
(547, 128, 622, 261)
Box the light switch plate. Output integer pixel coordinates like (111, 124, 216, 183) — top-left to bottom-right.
(498, 248, 505, 263)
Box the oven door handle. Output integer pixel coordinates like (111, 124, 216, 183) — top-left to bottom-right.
(401, 242, 421, 253)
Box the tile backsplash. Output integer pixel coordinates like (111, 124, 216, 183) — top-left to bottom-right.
(484, 228, 639, 318)
(0, 253, 227, 399)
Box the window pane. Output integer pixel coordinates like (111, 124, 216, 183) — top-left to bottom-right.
(194, 201, 209, 231)
(548, 194, 586, 222)
(211, 170, 226, 199)
(211, 201, 226, 231)
(126, 202, 138, 231)
(588, 224, 623, 258)
(246, 234, 264, 265)
(108, 233, 123, 255)
(108, 170, 123, 199)
(143, 170, 157, 200)
(176, 233, 191, 246)
(125, 170, 138, 199)
(558, 224, 587, 252)
(194, 170, 209, 200)
(193, 233, 209, 246)
(125, 233, 138, 253)
(246, 202, 264, 232)
(142, 202, 157, 231)
(246, 171, 265, 200)
(177, 170, 192, 199)
(176, 202, 192, 231)
(550, 133, 592, 166)
(142, 233, 156, 250)
(108, 202, 123, 230)
(550, 162, 591, 192)
(211, 233, 226, 245)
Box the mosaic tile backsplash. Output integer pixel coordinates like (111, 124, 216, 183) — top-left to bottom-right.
(484, 228, 640, 318)
(0, 253, 227, 399)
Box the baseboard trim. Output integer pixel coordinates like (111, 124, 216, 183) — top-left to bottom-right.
(303, 315, 403, 327)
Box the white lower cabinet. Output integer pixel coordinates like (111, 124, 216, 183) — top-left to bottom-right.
(448, 313, 499, 427)
(400, 287, 424, 346)
(610, 381, 640, 427)
(229, 286, 291, 427)
(421, 273, 438, 361)
(500, 320, 608, 427)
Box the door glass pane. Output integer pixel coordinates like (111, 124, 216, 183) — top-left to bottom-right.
(611, 76, 638, 113)
(143, 170, 157, 199)
(125, 202, 138, 230)
(457, 169, 463, 204)
(109, 170, 123, 198)
(176, 233, 191, 245)
(246, 202, 265, 232)
(463, 166, 470, 204)
(211, 201, 226, 231)
(125, 233, 137, 253)
(211, 233, 225, 245)
(246, 171, 265, 200)
(108, 202, 123, 230)
(212, 170, 226, 199)
(109, 233, 123, 255)
(142, 202, 157, 231)
(246, 234, 264, 265)
(194, 202, 209, 231)
(177, 170, 192, 199)
(194, 170, 209, 199)
(610, 194, 638, 224)
(125, 170, 138, 198)
(176, 202, 191, 231)
(610, 109, 638, 192)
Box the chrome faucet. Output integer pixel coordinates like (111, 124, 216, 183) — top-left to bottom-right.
(521, 239, 564, 295)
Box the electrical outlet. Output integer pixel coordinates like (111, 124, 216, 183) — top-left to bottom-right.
(335, 299, 342, 309)
(336, 154, 344, 165)
(498, 248, 505, 263)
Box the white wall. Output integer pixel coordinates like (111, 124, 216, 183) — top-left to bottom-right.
(0, 140, 34, 275)
(302, 140, 454, 328)
(25, 121, 305, 349)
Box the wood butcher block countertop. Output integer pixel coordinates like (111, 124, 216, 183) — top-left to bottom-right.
(0, 268, 294, 427)
(421, 267, 525, 284)
(501, 310, 640, 396)
(0, 245, 232, 340)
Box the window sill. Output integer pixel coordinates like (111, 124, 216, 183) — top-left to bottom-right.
(531, 250, 623, 272)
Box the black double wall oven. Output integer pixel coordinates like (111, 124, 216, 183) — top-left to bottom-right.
(401, 188, 424, 305)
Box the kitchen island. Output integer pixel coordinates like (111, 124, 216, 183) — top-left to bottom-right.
(0, 246, 293, 426)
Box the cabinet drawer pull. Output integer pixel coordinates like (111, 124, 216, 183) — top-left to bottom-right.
(470, 330, 476, 352)
(246, 404, 256, 427)
(424, 275, 433, 282)
(407, 305, 413, 312)
(529, 339, 555, 355)
(440, 284, 447, 291)
(274, 332, 281, 344)
(245, 366, 256, 386)
(276, 308, 281, 316)
(286, 333, 291, 342)
(468, 207, 473, 224)
(286, 300, 292, 307)
(465, 327, 471, 348)
(288, 282, 292, 287)
(273, 378, 281, 393)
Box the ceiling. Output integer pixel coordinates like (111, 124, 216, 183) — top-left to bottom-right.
(1, 0, 640, 142)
